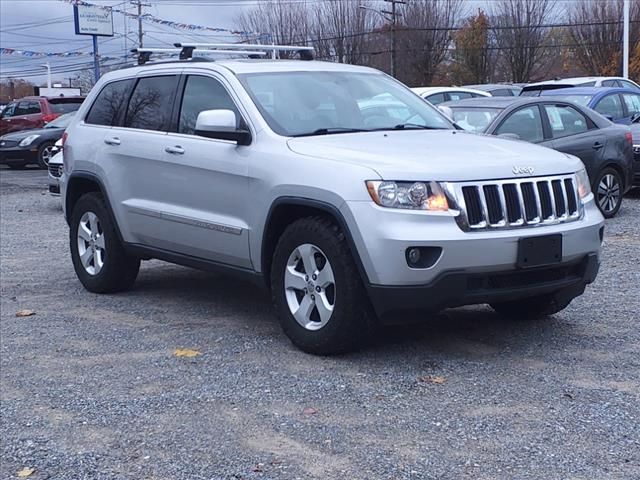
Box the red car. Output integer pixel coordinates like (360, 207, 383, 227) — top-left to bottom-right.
(0, 96, 84, 136)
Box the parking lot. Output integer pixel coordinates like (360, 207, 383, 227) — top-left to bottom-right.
(1, 167, 639, 479)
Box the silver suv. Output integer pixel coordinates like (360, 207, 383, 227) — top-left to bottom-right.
(61, 48, 604, 354)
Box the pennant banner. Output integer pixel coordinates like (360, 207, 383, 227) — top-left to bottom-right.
(0, 47, 124, 62)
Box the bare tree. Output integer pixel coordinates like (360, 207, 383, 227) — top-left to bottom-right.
(569, 0, 640, 76)
(236, 0, 311, 56)
(492, 0, 556, 82)
(311, 0, 377, 64)
(395, 0, 466, 86)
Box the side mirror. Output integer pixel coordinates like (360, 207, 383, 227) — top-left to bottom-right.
(630, 112, 640, 124)
(437, 105, 453, 120)
(195, 109, 251, 146)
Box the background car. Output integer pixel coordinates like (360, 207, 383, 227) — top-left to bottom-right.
(440, 96, 634, 217)
(629, 120, 640, 187)
(463, 83, 522, 97)
(48, 139, 64, 196)
(0, 95, 83, 135)
(521, 77, 640, 96)
(0, 111, 75, 169)
(539, 87, 640, 125)
(411, 86, 490, 105)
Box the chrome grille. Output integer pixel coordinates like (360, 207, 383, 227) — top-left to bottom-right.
(48, 163, 63, 178)
(446, 175, 582, 231)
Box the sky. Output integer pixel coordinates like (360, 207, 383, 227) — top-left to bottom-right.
(0, 0, 257, 85)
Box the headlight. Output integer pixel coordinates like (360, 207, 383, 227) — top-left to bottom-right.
(575, 168, 592, 201)
(366, 180, 449, 211)
(19, 135, 40, 147)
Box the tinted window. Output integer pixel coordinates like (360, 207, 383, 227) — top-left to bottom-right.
(86, 79, 134, 126)
(125, 76, 178, 131)
(622, 93, 640, 116)
(1, 103, 16, 118)
(576, 81, 596, 87)
(602, 80, 619, 87)
(496, 105, 544, 142)
(490, 89, 512, 97)
(594, 94, 624, 119)
(620, 80, 638, 90)
(448, 92, 472, 101)
(49, 100, 83, 114)
(179, 76, 240, 135)
(426, 93, 446, 105)
(543, 104, 589, 138)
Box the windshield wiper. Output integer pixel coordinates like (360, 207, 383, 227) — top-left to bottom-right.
(293, 127, 369, 137)
(390, 123, 448, 130)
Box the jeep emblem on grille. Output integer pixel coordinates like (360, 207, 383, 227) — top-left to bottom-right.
(512, 165, 534, 176)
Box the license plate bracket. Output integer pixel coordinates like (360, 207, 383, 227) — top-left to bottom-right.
(517, 234, 562, 268)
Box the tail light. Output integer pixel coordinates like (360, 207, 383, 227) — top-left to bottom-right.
(625, 131, 633, 145)
(42, 113, 60, 123)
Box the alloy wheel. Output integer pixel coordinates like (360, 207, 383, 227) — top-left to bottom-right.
(596, 173, 620, 215)
(284, 243, 336, 331)
(77, 211, 106, 275)
(40, 145, 54, 166)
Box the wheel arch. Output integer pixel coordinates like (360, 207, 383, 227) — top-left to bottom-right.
(65, 172, 124, 243)
(261, 197, 369, 290)
(598, 162, 627, 190)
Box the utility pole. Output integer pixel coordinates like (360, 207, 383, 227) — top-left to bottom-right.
(623, 0, 630, 78)
(131, 0, 149, 48)
(361, 1, 405, 78)
(41, 62, 52, 89)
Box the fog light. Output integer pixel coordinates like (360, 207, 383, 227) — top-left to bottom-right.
(407, 247, 421, 266)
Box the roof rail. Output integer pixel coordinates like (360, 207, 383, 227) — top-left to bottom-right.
(174, 43, 314, 61)
(131, 47, 268, 65)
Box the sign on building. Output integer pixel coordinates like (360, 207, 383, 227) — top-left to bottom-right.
(73, 4, 114, 37)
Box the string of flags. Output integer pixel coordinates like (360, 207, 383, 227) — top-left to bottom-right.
(0, 47, 125, 62)
(59, 0, 265, 36)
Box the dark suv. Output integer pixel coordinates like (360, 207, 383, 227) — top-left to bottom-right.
(0, 96, 84, 135)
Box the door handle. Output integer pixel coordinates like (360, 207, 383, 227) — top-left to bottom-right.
(104, 137, 121, 146)
(593, 142, 604, 150)
(165, 145, 185, 155)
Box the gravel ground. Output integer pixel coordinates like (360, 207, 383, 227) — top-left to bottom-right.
(1, 167, 639, 480)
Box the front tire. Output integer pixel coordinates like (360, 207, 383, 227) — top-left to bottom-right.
(594, 167, 623, 218)
(70, 192, 140, 293)
(271, 216, 372, 355)
(490, 294, 571, 320)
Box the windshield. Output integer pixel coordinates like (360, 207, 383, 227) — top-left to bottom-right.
(546, 94, 593, 106)
(449, 107, 502, 133)
(45, 111, 76, 128)
(239, 71, 453, 137)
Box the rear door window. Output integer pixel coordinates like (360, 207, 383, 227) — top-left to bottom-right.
(125, 75, 179, 131)
(602, 80, 619, 87)
(594, 94, 624, 119)
(85, 79, 134, 126)
(495, 105, 544, 143)
(448, 92, 472, 101)
(543, 104, 590, 138)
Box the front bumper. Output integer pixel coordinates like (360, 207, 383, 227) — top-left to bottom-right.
(369, 254, 599, 318)
(0, 146, 38, 164)
(341, 198, 604, 316)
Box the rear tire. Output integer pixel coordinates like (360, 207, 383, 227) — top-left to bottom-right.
(70, 192, 140, 293)
(490, 294, 571, 320)
(271, 216, 372, 355)
(594, 167, 623, 218)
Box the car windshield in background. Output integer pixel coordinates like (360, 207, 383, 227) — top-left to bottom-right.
(45, 111, 76, 128)
(49, 100, 83, 114)
(546, 94, 593, 106)
(239, 71, 453, 137)
(449, 107, 502, 133)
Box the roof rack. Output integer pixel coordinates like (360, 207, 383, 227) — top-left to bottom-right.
(131, 43, 314, 65)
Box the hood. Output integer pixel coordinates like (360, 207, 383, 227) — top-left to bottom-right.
(287, 130, 584, 181)
(1, 126, 63, 141)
